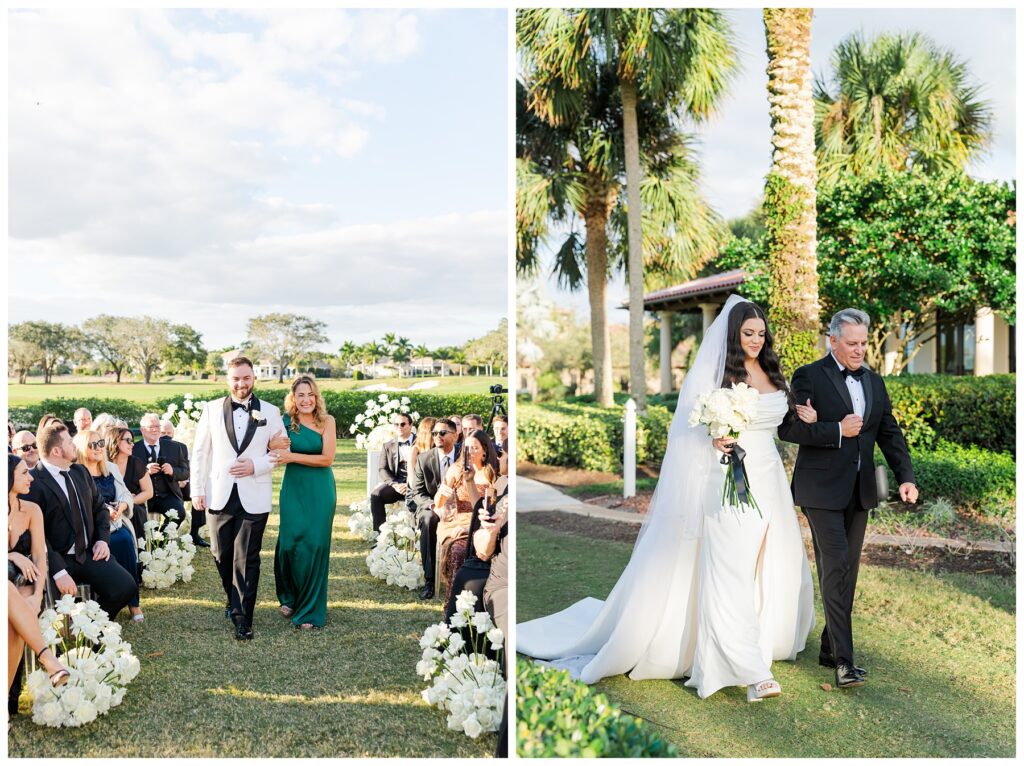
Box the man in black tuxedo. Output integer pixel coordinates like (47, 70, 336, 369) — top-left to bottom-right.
(778, 308, 917, 689)
(409, 418, 461, 600)
(133, 413, 190, 527)
(369, 413, 415, 538)
(26, 422, 138, 619)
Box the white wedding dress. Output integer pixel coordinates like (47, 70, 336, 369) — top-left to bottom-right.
(517, 296, 816, 699)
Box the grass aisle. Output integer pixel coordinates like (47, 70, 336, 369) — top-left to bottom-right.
(10, 442, 494, 758)
(517, 519, 1015, 758)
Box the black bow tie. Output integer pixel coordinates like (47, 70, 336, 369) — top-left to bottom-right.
(842, 366, 866, 380)
(231, 400, 251, 412)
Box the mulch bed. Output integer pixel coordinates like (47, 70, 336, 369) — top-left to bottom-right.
(521, 511, 1015, 577)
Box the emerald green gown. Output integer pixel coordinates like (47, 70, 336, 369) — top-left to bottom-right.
(274, 417, 337, 627)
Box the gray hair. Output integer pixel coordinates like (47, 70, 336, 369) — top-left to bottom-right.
(140, 412, 162, 427)
(828, 308, 870, 338)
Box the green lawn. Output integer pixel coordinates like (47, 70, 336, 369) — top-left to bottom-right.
(7, 375, 506, 407)
(517, 519, 1015, 758)
(9, 442, 496, 758)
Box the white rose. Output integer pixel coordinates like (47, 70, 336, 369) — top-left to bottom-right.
(471, 611, 493, 632)
(60, 685, 85, 712)
(462, 713, 483, 738)
(74, 699, 99, 725)
(486, 627, 504, 650)
(39, 700, 65, 727)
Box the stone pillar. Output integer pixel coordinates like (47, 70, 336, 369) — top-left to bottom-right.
(975, 307, 995, 376)
(700, 303, 718, 335)
(659, 311, 673, 394)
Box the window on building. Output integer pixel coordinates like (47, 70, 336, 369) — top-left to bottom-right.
(935, 310, 976, 375)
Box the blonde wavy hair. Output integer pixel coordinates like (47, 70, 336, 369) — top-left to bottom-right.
(73, 429, 109, 476)
(284, 375, 328, 432)
(414, 416, 436, 452)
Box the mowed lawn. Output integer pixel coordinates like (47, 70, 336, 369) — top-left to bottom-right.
(9, 442, 497, 758)
(517, 519, 1015, 758)
(7, 375, 507, 407)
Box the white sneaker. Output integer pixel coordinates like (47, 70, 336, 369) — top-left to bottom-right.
(747, 678, 781, 702)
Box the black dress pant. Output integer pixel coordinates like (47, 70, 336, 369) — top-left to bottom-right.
(208, 485, 268, 628)
(61, 554, 139, 620)
(803, 493, 869, 666)
(148, 494, 186, 525)
(370, 483, 405, 532)
(416, 506, 439, 587)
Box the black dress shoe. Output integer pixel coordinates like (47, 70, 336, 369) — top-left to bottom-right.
(835, 663, 865, 688)
(234, 624, 254, 641)
(224, 605, 232, 619)
(819, 652, 867, 676)
(194, 539, 211, 549)
(418, 584, 435, 600)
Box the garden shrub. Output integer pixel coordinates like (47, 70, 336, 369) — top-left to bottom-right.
(516, 660, 677, 758)
(14, 397, 149, 428)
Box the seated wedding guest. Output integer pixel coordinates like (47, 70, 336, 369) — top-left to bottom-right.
(23, 422, 137, 620)
(159, 426, 202, 546)
(7, 420, 15, 452)
(369, 413, 416, 540)
(407, 417, 436, 488)
(443, 450, 508, 623)
(410, 419, 461, 600)
(133, 413, 189, 526)
(492, 415, 509, 455)
(484, 513, 509, 760)
(11, 431, 40, 469)
(73, 408, 93, 436)
(74, 430, 143, 622)
(36, 414, 62, 437)
(461, 414, 483, 435)
(8, 455, 69, 696)
(160, 419, 174, 438)
(448, 413, 464, 448)
(107, 426, 153, 578)
(436, 429, 500, 605)
(90, 413, 118, 439)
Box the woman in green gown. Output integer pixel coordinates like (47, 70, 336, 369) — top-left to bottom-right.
(271, 375, 337, 629)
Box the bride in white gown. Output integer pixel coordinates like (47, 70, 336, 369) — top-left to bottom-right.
(518, 295, 817, 701)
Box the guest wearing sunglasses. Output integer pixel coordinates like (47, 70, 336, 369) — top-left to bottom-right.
(106, 426, 154, 555)
(11, 431, 40, 469)
(409, 419, 462, 600)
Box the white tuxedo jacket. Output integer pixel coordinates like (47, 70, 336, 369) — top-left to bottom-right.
(190, 395, 284, 515)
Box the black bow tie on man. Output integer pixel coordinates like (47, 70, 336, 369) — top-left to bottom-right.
(841, 366, 866, 380)
(231, 400, 252, 412)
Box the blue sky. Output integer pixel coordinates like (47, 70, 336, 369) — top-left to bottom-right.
(8, 8, 508, 350)
(532, 7, 1016, 323)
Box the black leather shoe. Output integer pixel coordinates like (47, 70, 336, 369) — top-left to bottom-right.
(835, 663, 865, 688)
(819, 652, 867, 676)
(195, 539, 211, 549)
(235, 624, 254, 641)
(418, 584, 435, 600)
(224, 605, 232, 619)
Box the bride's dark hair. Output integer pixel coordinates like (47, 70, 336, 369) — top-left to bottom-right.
(720, 301, 793, 406)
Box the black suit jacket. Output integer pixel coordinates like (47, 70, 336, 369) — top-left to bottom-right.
(379, 437, 413, 485)
(410, 444, 462, 514)
(133, 438, 189, 499)
(777, 354, 915, 511)
(25, 463, 111, 572)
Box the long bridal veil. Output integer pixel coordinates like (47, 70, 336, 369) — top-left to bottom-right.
(517, 294, 814, 684)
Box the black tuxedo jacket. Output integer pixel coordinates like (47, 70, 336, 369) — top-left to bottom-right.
(777, 354, 915, 511)
(25, 463, 111, 571)
(133, 438, 190, 499)
(379, 437, 413, 485)
(410, 444, 463, 515)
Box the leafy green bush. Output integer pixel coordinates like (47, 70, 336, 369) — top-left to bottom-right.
(877, 439, 1016, 518)
(517, 402, 672, 472)
(11, 397, 149, 428)
(516, 660, 677, 758)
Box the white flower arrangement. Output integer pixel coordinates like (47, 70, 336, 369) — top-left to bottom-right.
(26, 595, 140, 728)
(417, 590, 506, 739)
(349, 394, 419, 451)
(160, 394, 208, 452)
(137, 511, 196, 589)
(365, 505, 424, 590)
(347, 500, 377, 542)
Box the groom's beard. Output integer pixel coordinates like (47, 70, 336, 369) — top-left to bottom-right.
(231, 384, 254, 401)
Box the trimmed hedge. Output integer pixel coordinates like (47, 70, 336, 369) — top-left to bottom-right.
(11, 391, 496, 438)
(516, 660, 677, 758)
(517, 402, 673, 472)
(878, 439, 1016, 519)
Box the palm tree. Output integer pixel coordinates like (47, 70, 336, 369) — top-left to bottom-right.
(763, 8, 821, 374)
(814, 31, 992, 188)
(433, 346, 452, 377)
(338, 341, 358, 375)
(413, 343, 432, 377)
(450, 349, 468, 377)
(518, 9, 732, 408)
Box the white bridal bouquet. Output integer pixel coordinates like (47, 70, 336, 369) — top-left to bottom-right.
(347, 500, 377, 542)
(138, 511, 196, 589)
(26, 595, 140, 728)
(159, 393, 208, 452)
(688, 381, 763, 515)
(417, 590, 506, 739)
(366, 505, 424, 590)
(349, 394, 420, 451)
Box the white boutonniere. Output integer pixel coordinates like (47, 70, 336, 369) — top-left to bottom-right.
(250, 410, 266, 426)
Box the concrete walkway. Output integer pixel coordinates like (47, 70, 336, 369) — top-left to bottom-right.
(517, 477, 1015, 553)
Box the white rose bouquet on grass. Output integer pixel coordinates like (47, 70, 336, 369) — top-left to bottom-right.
(688, 381, 763, 515)
(347, 500, 376, 541)
(349, 394, 420, 451)
(137, 511, 196, 589)
(366, 506, 424, 590)
(417, 590, 506, 739)
(26, 595, 140, 728)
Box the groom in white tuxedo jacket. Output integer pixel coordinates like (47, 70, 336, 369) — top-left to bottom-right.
(191, 357, 285, 640)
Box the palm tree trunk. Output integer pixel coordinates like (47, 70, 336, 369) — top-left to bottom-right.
(583, 182, 616, 407)
(763, 8, 821, 375)
(621, 79, 648, 416)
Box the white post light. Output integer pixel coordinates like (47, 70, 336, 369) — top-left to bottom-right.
(624, 399, 637, 498)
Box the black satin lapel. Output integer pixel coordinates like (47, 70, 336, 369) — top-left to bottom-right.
(237, 397, 262, 455)
(223, 397, 240, 454)
(824, 363, 855, 413)
(861, 371, 874, 423)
